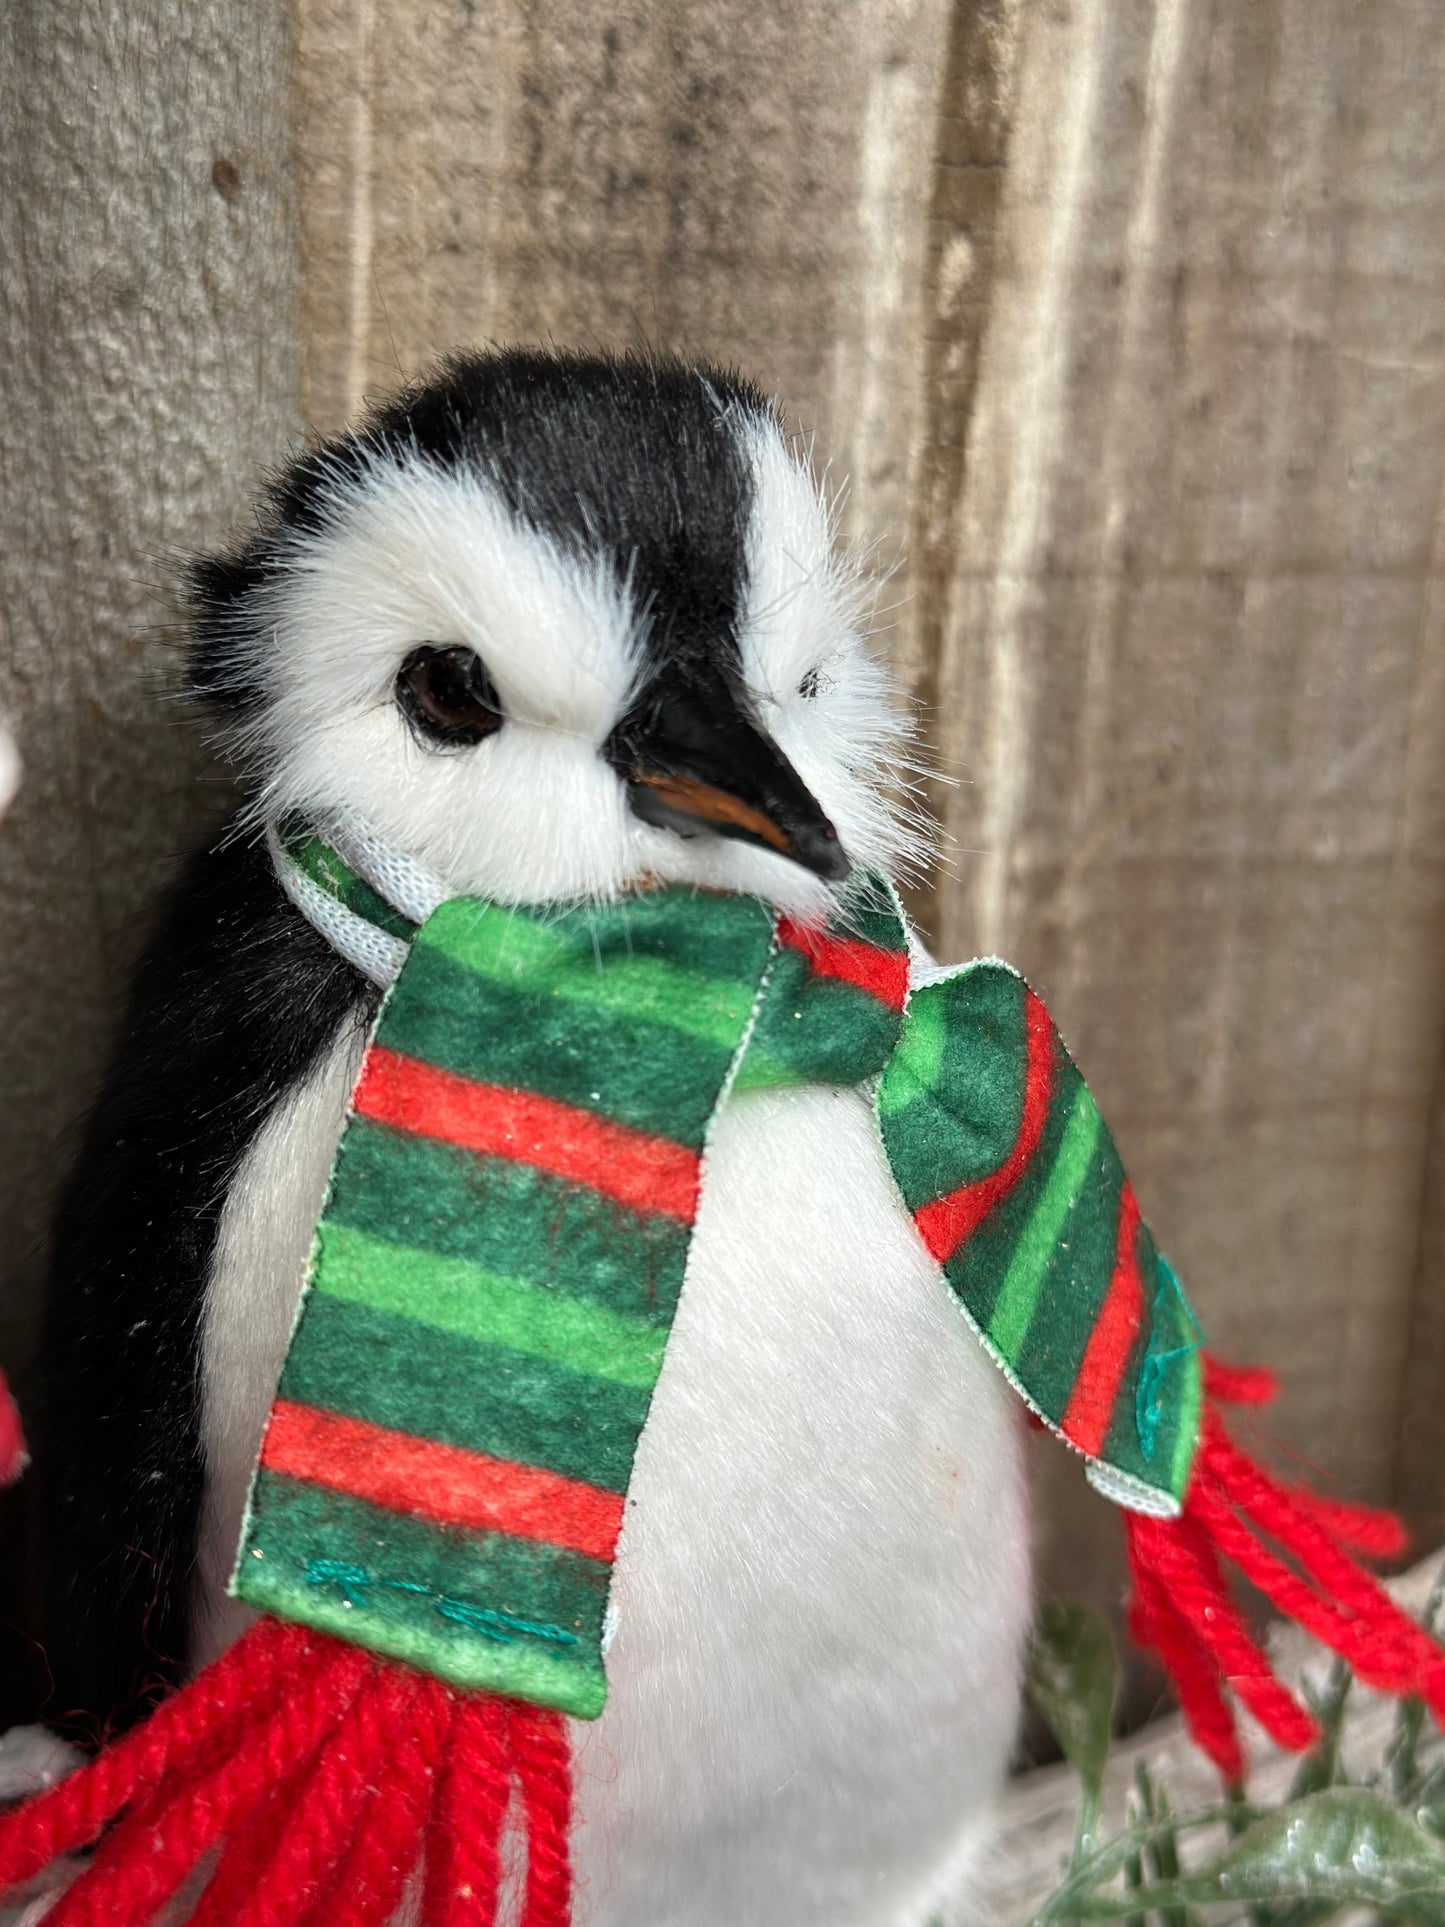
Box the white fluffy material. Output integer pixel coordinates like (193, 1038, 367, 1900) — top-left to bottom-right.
(0, 1725, 78, 1805)
(191, 1021, 364, 1672)
(570, 1084, 1030, 1927)
(222, 422, 927, 924)
(737, 425, 924, 904)
(232, 459, 645, 907)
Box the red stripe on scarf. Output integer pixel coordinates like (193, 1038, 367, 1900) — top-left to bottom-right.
(912, 990, 1055, 1262)
(354, 1046, 700, 1222)
(1063, 1183, 1145, 1457)
(776, 918, 910, 1011)
(261, 1400, 625, 1562)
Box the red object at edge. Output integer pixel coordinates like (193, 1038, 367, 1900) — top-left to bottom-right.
(0, 1369, 27, 1487)
(0, 1620, 572, 1927)
(1124, 1354, 1444, 1785)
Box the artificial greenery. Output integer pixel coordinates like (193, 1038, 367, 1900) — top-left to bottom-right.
(1024, 1567, 1445, 1925)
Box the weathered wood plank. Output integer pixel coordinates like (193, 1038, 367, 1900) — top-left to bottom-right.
(0, 3, 301, 1374)
(291, 0, 960, 550)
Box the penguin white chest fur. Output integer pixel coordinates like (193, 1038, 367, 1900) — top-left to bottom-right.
(575, 1083, 1030, 1926)
(195, 1025, 1029, 1927)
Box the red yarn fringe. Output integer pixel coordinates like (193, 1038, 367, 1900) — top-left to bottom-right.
(1124, 1354, 1445, 1785)
(0, 1619, 573, 1927)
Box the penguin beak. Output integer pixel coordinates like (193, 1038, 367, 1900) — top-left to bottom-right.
(607, 663, 850, 883)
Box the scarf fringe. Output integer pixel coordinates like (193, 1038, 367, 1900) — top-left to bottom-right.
(0, 1619, 573, 1927)
(1123, 1354, 1445, 1785)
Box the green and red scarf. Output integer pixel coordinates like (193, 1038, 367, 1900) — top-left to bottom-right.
(2, 822, 1440, 1927)
(237, 822, 1201, 1724)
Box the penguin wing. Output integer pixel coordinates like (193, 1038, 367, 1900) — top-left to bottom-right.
(37, 819, 372, 1734)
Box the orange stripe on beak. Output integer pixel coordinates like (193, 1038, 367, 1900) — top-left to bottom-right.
(628, 772, 793, 854)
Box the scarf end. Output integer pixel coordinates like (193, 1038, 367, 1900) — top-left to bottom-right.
(1122, 1355, 1444, 1785)
(0, 1618, 573, 1927)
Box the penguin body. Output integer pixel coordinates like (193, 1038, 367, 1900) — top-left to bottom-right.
(39, 349, 1030, 1921)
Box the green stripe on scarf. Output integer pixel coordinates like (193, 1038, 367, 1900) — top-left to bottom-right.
(737, 952, 902, 1089)
(242, 1472, 611, 1713)
(280, 1278, 656, 1493)
(312, 1222, 669, 1391)
(987, 1083, 1104, 1359)
(379, 942, 743, 1147)
(419, 897, 767, 1050)
(327, 1122, 688, 1324)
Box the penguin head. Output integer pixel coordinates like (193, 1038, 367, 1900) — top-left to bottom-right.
(190, 349, 927, 922)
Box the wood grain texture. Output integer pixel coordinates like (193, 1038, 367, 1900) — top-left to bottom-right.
(0, 2, 301, 1379)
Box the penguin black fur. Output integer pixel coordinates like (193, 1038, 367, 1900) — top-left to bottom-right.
(38, 833, 371, 1731)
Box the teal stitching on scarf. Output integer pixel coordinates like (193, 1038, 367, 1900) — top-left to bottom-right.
(1136, 1259, 1202, 1460)
(304, 1558, 578, 1647)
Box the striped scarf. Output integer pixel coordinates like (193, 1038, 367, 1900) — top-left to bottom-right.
(240, 818, 1201, 1718)
(2, 822, 1437, 1927)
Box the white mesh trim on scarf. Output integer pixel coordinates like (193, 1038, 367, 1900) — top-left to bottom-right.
(266, 820, 408, 989)
(327, 814, 449, 927)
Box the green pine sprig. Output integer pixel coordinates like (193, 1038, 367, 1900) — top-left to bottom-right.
(1023, 1564, 1445, 1927)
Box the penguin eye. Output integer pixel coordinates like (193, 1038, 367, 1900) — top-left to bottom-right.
(396, 645, 503, 748)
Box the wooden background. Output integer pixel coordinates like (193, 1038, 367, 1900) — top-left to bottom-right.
(3, 0, 1443, 1733)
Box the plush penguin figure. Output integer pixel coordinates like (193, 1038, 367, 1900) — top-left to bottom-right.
(37, 350, 1030, 1926)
